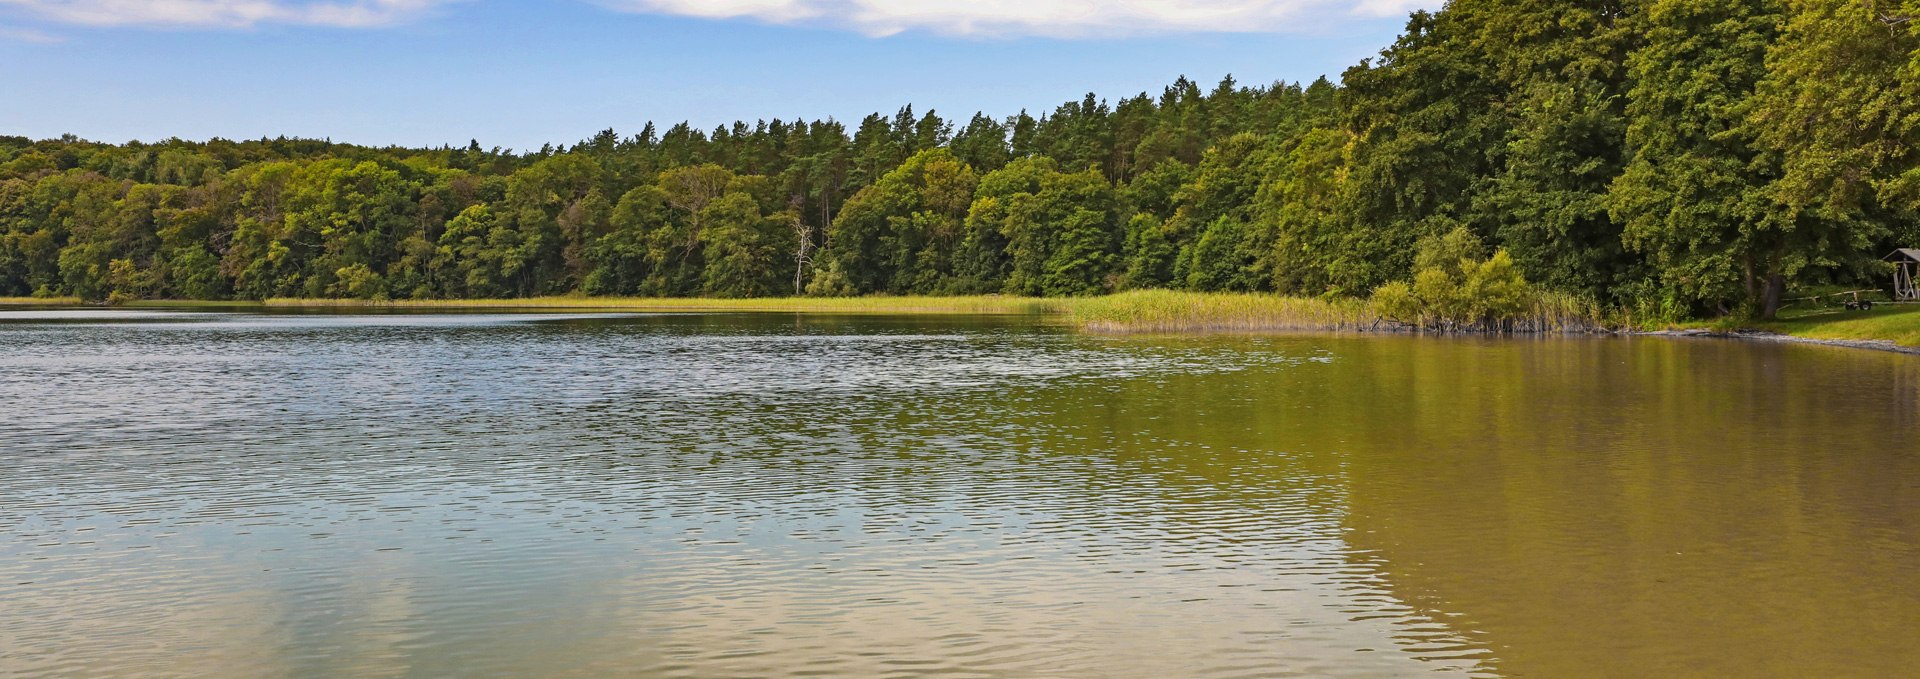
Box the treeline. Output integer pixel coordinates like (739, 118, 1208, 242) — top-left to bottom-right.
(4, 0, 1919, 318)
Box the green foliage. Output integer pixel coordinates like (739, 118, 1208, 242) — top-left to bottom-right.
(1611, 0, 1787, 318)
(1736, 0, 1920, 317)
(331, 263, 386, 300)
(1413, 226, 1488, 273)
(814, 149, 977, 295)
(973, 158, 1121, 296)
(1258, 128, 1366, 295)
(699, 192, 786, 298)
(1372, 228, 1536, 329)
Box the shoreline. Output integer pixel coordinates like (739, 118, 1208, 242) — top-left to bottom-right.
(1639, 328, 1920, 356)
(5, 293, 1915, 355)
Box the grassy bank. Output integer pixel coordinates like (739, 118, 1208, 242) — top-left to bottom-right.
(1704, 304, 1920, 349)
(0, 296, 80, 306)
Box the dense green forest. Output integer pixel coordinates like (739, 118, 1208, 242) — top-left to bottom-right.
(4, 0, 1918, 318)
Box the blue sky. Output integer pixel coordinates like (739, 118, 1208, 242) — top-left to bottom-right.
(0, 1, 1436, 151)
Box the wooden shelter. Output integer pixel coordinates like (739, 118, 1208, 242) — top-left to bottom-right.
(1889, 249, 1920, 301)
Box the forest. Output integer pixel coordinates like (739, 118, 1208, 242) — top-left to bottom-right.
(3, 0, 1919, 320)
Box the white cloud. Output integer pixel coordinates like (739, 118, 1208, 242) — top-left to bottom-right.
(0, 0, 455, 28)
(0, 24, 61, 40)
(0, 0, 1438, 34)
(598, 0, 1439, 37)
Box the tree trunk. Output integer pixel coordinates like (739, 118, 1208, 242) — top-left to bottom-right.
(1741, 254, 1759, 311)
(1759, 273, 1787, 320)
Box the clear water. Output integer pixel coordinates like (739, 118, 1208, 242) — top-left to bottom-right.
(2, 310, 1917, 678)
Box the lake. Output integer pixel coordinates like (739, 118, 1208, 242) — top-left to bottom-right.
(2, 310, 1917, 678)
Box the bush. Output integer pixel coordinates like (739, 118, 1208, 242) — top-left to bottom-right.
(803, 262, 855, 297)
(330, 263, 388, 300)
(1370, 228, 1537, 330)
(1371, 280, 1420, 322)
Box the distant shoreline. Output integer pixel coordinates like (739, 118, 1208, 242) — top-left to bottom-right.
(6, 293, 1915, 354)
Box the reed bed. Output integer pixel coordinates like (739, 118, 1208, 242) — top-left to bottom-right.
(1383, 291, 1611, 334)
(256, 295, 1058, 315)
(1056, 290, 1382, 333)
(1521, 291, 1612, 333)
(88, 290, 1620, 336)
(1059, 289, 1611, 334)
(210, 290, 1618, 335)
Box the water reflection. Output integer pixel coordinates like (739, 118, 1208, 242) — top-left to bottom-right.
(1321, 337, 1920, 677)
(1, 311, 1916, 677)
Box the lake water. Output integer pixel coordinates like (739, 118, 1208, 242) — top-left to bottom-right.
(2, 310, 1917, 678)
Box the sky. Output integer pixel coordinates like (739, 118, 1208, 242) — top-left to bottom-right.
(0, 0, 1440, 151)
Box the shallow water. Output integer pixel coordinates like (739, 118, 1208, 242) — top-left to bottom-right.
(2, 310, 1917, 678)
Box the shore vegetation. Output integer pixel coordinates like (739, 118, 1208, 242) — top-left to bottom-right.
(248, 295, 1056, 315)
(0, 296, 79, 305)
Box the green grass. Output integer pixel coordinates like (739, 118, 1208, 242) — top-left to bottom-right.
(1713, 303, 1920, 348)
(0, 296, 80, 305)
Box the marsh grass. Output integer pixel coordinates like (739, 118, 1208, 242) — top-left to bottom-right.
(1057, 290, 1383, 333)
(252, 295, 1060, 315)
(0, 296, 80, 306)
(221, 291, 1389, 333)
(1519, 291, 1612, 333)
(125, 290, 1617, 335)
(1371, 292, 1611, 333)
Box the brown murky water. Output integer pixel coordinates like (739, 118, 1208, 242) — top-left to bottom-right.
(2, 310, 1916, 677)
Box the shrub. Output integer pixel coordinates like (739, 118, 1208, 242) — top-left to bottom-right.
(1370, 280, 1421, 322)
(1371, 228, 1537, 330)
(330, 263, 388, 300)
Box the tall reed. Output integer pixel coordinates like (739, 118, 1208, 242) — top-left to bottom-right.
(136, 291, 1616, 335)
(1058, 290, 1381, 333)
(256, 295, 1057, 315)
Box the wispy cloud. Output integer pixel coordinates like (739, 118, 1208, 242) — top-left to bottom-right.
(0, 23, 61, 41)
(0, 0, 456, 28)
(0, 0, 1436, 35)
(596, 0, 1438, 38)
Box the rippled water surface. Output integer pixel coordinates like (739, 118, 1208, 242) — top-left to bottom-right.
(3, 310, 1918, 678)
